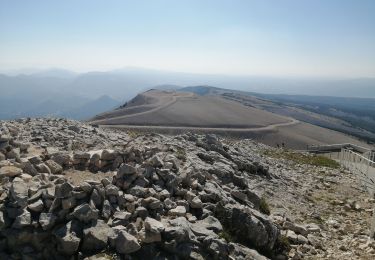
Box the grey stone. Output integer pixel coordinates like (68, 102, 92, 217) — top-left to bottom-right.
(101, 200, 112, 219)
(90, 188, 103, 208)
(169, 206, 186, 216)
(28, 199, 44, 212)
(12, 210, 31, 229)
(54, 220, 81, 255)
(71, 203, 99, 223)
(52, 153, 72, 167)
(150, 154, 163, 167)
(80, 182, 93, 193)
(105, 184, 119, 197)
(10, 177, 28, 207)
(0, 211, 5, 229)
(36, 163, 51, 174)
(117, 164, 137, 178)
(0, 152, 5, 161)
(62, 196, 76, 210)
(114, 230, 141, 254)
(101, 150, 116, 161)
(190, 196, 203, 208)
(198, 216, 223, 233)
(135, 206, 148, 219)
(45, 159, 63, 174)
(20, 160, 38, 176)
(283, 221, 309, 236)
(215, 203, 279, 252)
(39, 213, 57, 230)
(82, 220, 114, 253)
(0, 165, 22, 178)
(144, 217, 165, 233)
(55, 182, 74, 199)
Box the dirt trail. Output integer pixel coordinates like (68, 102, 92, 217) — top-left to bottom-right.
(90, 92, 194, 125)
(98, 118, 300, 132)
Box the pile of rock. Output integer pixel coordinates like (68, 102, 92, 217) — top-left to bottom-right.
(0, 159, 280, 259)
(2, 118, 333, 259)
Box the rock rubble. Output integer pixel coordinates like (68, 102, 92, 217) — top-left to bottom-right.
(0, 118, 373, 259)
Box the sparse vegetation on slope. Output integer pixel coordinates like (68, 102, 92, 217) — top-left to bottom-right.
(262, 149, 340, 168)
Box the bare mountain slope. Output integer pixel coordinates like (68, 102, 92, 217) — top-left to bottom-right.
(90, 88, 374, 150)
(90, 89, 291, 128)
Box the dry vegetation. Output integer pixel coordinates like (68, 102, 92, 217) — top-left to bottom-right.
(262, 149, 340, 168)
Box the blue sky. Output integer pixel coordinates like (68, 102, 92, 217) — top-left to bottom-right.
(0, 0, 374, 77)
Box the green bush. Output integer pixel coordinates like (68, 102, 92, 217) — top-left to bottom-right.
(218, 230, 233, 242)
(176, 147, 187, 161)
(259, 197, 271, 215)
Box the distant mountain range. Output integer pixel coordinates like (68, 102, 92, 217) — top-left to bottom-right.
(0, 67, 374, 120)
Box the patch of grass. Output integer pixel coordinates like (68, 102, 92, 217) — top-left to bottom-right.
(276, 235, 291, 252)
(127, 130, 140, 138)
(262, 149, 340, 169)
(176, 147, 187, 161)
(218, 230, 233, 242)
(259, 197, 271, 215)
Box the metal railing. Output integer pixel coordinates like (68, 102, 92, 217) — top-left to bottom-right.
(307, 143, 374, 154)
(340, 148, 375, 196)
(340, 148, 375, 237)
(306, 143, 375, 237)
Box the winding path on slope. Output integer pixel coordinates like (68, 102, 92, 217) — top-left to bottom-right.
(90, 92, 193, 125)
(90, 90, 299, 133)
(97, 118, 300, 133)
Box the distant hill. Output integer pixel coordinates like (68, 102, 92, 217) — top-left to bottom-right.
(65, 95, 121, 120)
(90, 89, 290, 128)
(90, 87, 375, 149)
(180, 86, 375, 143)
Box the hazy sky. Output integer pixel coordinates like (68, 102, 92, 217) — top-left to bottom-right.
(1, 0, 374, 77)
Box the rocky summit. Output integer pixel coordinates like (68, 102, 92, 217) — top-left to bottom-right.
(0, 118, 374, 259)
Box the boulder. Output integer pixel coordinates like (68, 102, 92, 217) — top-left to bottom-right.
(197, 216, 223, 233)
(36, 163, 51, 174)
(0, 152, 5, 161)
(6, 148, 20, 160)
(0, 165, 22, 178)
(114, 230, 141, 254)
(71, 203, 99, 223)
(144, 217, 165, 233)
(39, 213, 57, 230)
(105, 184, 119, 197)
(283, 221, 309, 236)
(90, 188, 104, 208)
(54, 220, 81, 255)
(169, 206, 186, 217)
(12, 210, 31, 228)
(101, 150, 116, 161)
(117, 164, 137, 178)
(149, 154, 163, 167)
(20, 160, 38, 176)
(45, 159, 63, 174)
(0, 211, 5, 229)
(55, 182, 74, 199)
(190, 196, 203, 208)
(28, 199, 44, 212)
(215, 203, 279, 252)
(62, 196, 76, 210)
(10, 177, 28, 207)
(82, 220, 114, 253)
(101, 200, 112, 219)
(229, 242, 268, 260)
(51, 153, 72, 167)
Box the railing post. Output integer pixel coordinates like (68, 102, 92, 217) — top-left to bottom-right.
(371, 209, 375, 238)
